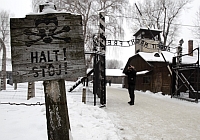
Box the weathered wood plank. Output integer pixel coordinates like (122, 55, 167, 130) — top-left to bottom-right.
(12, 59, 85, 82)
(10, 13, 82, 29)
(10, 13, 86, 83)
(11, 44, 85, 64)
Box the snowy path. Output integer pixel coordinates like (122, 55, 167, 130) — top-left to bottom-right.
(103, 86, 200, 140)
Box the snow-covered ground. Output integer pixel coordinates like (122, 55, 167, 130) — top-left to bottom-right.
(105, 86, 200, 140)
(0, 81, 119, 140)
(1, 81, 200, 140)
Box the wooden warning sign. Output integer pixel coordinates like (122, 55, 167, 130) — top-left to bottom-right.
(10, 13, 86, 83)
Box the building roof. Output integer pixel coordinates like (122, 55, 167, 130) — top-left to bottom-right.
(137, 70, 150, 75)
(106, 69, 125, 76)
(133, 28, 162, 37)
(138, 51, 198, 64)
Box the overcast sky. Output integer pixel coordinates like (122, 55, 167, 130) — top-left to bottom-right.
(0, 0, 32, 18)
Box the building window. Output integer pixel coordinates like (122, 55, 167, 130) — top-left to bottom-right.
(143, 76, 151, 84)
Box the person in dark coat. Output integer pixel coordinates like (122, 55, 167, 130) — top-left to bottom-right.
(108, 79, 111, 86)
(125, 65, 136, 105)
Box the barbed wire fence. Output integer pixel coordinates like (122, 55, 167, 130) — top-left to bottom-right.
(0, 81, 99, 106)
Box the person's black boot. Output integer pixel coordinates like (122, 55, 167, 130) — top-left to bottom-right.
(129, 102, 134, 105)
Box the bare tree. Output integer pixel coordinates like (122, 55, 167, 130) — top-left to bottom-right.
(192, 6, 200, 43)
(32, 0, 129, 51)
(0, 10, 10, 90)
(130, 0, 191, 47)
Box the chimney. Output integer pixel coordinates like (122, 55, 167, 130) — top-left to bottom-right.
(188, 40, 193, 56)
(39, 2, 56, 12)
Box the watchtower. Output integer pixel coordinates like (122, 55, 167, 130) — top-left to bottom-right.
(134, 28, 162, 54)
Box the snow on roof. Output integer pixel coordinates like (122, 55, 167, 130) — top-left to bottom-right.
(138, 51, 174, 63)
(27, 2, 78, 16)
(133, 27, 162, 36)
(137, 70, 149, 75)
(138, 51, 198, 64)
(87, 69, 125, 76)
(181, 55, 198, 64)
(136, 27, 162, 32)
(27, 10, 78, 16)
(106, 69, 125, 76)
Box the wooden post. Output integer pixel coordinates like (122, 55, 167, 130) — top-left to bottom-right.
(14, 82, 17, 90)
(82, 87, 86, 104)
(27, 82, 35, 100)
(0, 38, 6, 90)
(43, 79, 70, 140)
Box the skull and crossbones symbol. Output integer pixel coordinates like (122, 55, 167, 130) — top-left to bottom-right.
(24, 15, 71, 47)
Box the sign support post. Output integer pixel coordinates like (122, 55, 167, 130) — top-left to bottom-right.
(43, 79, 70, 139)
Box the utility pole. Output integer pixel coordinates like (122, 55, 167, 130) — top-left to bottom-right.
(99, 12, 106, 106)
(0, 38, 6, 90)
(93, 34, 98, 106)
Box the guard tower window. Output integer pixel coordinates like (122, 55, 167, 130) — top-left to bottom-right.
(154, 53, 160, 57)
(134, 28, 162, 41)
